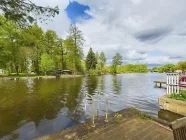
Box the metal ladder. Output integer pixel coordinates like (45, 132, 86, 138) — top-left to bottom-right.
(84, 92, 109, 127)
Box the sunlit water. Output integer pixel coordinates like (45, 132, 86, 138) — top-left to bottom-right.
(0, 73, 177, 139)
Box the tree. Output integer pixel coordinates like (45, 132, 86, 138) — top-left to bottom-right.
(0, 16, 22, 75)
(177, 61, 186, 74)
(85, 48, 97, 71)
(163, 64, 176, 73)
(56, 38, 66, 70)
(99, 52, 107, 69)
(44, 30, 57, 55)
(0, 0, 59, 27)
(22, 24, 45, 74)
(112, 53, 123, 73)
(40, 53, 55, 74)
(67, 24, 84, 74)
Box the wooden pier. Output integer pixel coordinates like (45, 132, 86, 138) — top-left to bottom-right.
(36, 108, 173, 140)
(154, 81, 166, 88)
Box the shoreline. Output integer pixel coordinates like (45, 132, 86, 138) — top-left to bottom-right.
(0, 75, 84, 80)
(0, 72, 163, 80)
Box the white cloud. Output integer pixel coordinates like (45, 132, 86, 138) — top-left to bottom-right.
(34, 0, 186, 65)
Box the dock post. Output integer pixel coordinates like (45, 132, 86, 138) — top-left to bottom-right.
(155, 82, 157, 87)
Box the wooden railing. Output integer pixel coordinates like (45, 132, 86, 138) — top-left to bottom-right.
(171, 117, 186, 140)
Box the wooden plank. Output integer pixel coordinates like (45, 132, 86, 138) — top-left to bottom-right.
(154, 81, 166, 84)
(171, 117, 186, 130)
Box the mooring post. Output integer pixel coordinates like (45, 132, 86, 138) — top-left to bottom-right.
(155, 82, 157, 88)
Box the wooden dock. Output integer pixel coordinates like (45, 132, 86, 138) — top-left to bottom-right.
(154, 81, 166, 88)
(36, 108, 173, 140)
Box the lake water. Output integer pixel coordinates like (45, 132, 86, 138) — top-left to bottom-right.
(0, 73, 178, 139)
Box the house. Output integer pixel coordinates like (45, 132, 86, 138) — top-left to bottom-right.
(0, 69, 4, 74)
(175, 70, 182, 74)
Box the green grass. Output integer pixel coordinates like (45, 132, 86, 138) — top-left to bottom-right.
(0, 73, 77, 78)
(169, 90, 186, 102)
(0, 73, 48, 78)
(138, 112, 148, 119)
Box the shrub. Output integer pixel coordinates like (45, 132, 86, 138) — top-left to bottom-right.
(169, 90, 186, 102)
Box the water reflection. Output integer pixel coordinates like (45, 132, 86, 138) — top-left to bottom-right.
(0, 77, 83, 140)
(112, 75, 121, 94)
(26, 78, 34, 93)
(86, 76, 98, 96)
(0, 73, 170, 139)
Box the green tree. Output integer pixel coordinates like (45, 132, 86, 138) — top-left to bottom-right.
(0, 17, 22, 75)
(56, 38, 66, 70)
(22, 24, 45, 74)
(85, 48, 97, 71)
(158, 66, 164, 73)
(67, 24, 84, 74)
(0, 0, 59, 27)
(112, 53, 123, 73)
(177, 61, 186, 74)
(99, 52, 107, 70)
(40, 53, 55, 74)
(163, 64, 176, 73)
(152, 67, 158, 72)
(44, 30, 57, 55)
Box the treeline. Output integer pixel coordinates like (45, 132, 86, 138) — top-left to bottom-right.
(0, 15, 149, 76)
(0, 16, 85, 75)
(85, 50, 148, 74)
(151, 61, 186, 74)
(105, 64, 149, 73)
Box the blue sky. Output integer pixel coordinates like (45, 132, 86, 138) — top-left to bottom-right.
(65, 1, 92, 23)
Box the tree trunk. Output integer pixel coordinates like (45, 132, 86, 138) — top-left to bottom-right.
(15, 65, 19, 75)
(34, 60, 39, 75)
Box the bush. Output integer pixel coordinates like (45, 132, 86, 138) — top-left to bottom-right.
(88, 69, 97, 75)
(169, 90, 186, 102)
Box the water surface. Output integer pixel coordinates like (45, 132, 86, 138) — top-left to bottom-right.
(0, 73, 175, 139)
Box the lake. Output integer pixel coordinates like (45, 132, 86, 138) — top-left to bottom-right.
(0, 73, 178, 139)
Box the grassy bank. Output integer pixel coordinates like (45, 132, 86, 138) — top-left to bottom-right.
(169, 90, 186, 102)
(0, 73, 83, 79)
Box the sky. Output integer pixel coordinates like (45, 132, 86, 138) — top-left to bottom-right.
(32, 0, 186, 66)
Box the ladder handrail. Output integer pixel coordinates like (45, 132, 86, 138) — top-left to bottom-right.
(97, 91, 109, 122)
(85, 93, 95, 127)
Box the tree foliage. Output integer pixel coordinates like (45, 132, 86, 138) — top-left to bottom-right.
(67, 24, 84, 74)
(0, 16, 85, 75)
(177, 61, 186, 74)
(152, 61, 186, 74)
(105, 64, 148, 73)
(85, 47, 97, 71)
(163, 64, 176, 73)
(0, 0, 59, 27)
(112, 53, 123, 73)
(99, 52, 106, 69)
(40, 53, 54, 74)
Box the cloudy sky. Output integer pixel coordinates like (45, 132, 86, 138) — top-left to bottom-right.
(33, 0, 186, 66)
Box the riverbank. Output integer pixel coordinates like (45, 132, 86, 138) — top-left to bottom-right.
(36, 108, 173, 140)
(0, 74, 83, 80)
